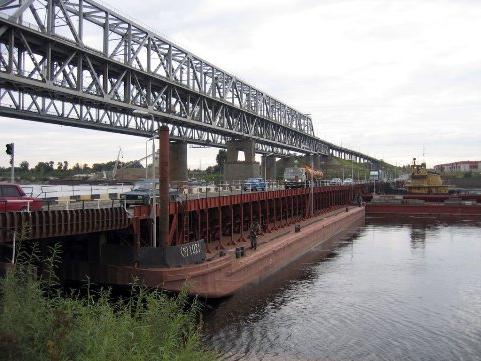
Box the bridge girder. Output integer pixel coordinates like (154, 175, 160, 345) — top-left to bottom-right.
(0, 0, 376, 163)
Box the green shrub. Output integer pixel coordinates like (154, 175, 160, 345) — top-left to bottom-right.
(0, 239, 217, 361)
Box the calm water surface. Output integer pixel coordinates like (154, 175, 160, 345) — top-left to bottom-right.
(203, 215, 481, 361)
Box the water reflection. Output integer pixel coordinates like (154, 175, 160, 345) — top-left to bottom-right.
(204, 228, 363, 333)
(203, 216, 481, 361)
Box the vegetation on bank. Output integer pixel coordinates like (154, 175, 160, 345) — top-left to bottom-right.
(0, 152, 227, 183)
(313, 157, 403, 181)
(0, 237, 217, 361)
(1, 148, 406, 183)
(0, 160, 144, 182)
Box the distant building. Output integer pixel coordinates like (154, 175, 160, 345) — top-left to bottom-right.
(434, 161, 481, 173)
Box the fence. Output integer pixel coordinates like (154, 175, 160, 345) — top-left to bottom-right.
(20, 184, 130, 200)
(0, 180, 372, 213)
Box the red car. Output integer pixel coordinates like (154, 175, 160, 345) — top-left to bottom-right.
(0, 183, 43, 212)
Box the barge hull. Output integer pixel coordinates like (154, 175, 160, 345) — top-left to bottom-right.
(366, 203, 481, 216)
(64, 207, 365, 298)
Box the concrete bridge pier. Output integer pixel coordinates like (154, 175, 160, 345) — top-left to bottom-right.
(313, 154, 322, 170)
(261, 155, 277, 180)
(302, 154, 313, 167)
(276, 157, 298, 179)
(223, 139, 260, 182)
(169, 141, 188, 182)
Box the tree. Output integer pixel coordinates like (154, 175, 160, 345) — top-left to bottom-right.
(62, 161, 69, 171)
(57, 162, 63, 171)
(19, 161, 29, 171)
(34, 162, 54, 174)
(72, 163, 81, 172)
(215, 149, 227, 173)
(216, 149, 227, 167)
(127, 160, 144, 169)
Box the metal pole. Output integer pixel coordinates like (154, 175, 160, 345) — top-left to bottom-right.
(151, 133, 156, 247)
(158, 125, 170, 249)
(145, 138, 148, 179)
(11, 231, 16, 264)
(351, 155, 354, 195)
(10, 144, 14, 183)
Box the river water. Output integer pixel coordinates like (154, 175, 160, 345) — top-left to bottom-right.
(203, 215, 481, 361)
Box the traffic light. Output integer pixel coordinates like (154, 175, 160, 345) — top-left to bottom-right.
(6, 143, 13, 156)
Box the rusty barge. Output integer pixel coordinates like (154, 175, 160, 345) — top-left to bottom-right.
(67, 206, 364, 298)
(0, 184, 366, 298)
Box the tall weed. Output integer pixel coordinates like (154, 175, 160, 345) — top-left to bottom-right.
(0, 230, 217, 361)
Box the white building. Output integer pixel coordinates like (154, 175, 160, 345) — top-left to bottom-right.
(434, 161, 481, 173)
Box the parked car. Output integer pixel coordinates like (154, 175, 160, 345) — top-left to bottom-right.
(343, 178, 354, 185)
(243, 178, 267, 191)
(330, 178, 342, 186)
(0, 183, 43, 212)
(120, 180, 180, 206)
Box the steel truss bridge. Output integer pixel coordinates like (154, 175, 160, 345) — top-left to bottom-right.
(0, 0, 376, 162)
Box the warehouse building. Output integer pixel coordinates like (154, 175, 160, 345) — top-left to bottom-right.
(434, 161, 481, 173)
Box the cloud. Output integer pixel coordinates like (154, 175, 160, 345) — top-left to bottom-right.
(1, 0, 480, 168)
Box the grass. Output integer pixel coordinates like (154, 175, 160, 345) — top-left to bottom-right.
(0, 233, 218, 361)
(322, 157, 403, 180)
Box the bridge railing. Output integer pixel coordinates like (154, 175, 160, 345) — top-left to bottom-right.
(0, 180, 374, 213)
(0, 198, 125, 212)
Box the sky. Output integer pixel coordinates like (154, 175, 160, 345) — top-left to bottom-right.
(1, 0, 480, 169)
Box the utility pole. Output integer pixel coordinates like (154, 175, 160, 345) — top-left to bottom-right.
(133, 110, 157, 247)
(5, 143, 14, 183)
(151, 132, 157, 247)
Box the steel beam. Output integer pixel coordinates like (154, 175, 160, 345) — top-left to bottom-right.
(0, 1, 378, 162)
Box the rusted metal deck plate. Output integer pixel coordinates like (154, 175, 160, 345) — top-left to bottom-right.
(0, 207, 130, 243)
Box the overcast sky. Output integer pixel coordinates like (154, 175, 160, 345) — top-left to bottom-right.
(1, 0, 480, 168)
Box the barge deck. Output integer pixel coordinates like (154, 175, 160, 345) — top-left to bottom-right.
(65, 206, 365, 298)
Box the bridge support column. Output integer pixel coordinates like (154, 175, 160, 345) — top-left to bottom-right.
(302, 154, 313, 167)
(261, 155, 277, 180)
(169, 141, 188, 182)
(223, 139, 260, 182)
(276, 157, 298, 179)
(313, 154, 321, 170)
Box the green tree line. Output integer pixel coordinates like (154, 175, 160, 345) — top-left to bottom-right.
(0, 160, 144, 181)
